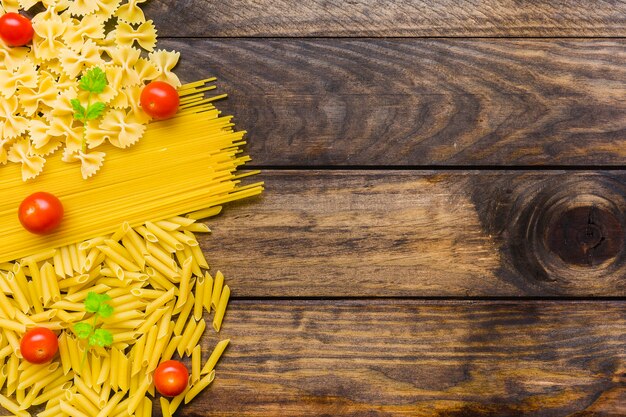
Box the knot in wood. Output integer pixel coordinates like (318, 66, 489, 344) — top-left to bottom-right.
(547, 206, 623, 266)
(505, 175, 626, 285)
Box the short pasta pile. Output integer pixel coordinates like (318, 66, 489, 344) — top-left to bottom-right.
(0, 217, 231, 416)
(0, 0, 183, 180)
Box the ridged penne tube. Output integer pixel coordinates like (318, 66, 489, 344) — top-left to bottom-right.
(173, 293, 195, 336)
(0, 290, 16, 319)
(21, 249, 56, 264)
(184, 370, 215, 404)
(146, 222, 184, 251)
(154, 220, 181, 231)
(68, 244, 81, 273)
(191, 344, 201, 384)
(5, 273, 29, 313)
(168, 384, 190, 415)
(42, 262, 61, 304)
(177, 318, 197, 357)
(127, 375, 152, 415)
(18, 363, 60, 390)
(162, 335, 182, 362)
(174, 257, 192, 310)
(211, 271, 224, 311)
(98, 243, 141, 272)
(74, 377, 100, 410)
(213, 284, 230, 332)
(0, 393, 28, 417)
(58, 332, 71, 375)
(0, 318, 24, 333)
(145, 255, 179, 281)
(203, 272, 213, 312)
(96, 391, 125, 417)
(131, 334, 146, 376)
(185, 231, 209, 269)
(193, 275, 205, 320)
(186, 318, 205, 356)
(60, 399, 91, 417)
(122, 236, 147, 269)
(160, 396, 173, 417)
(32, 380, 71, 406)
(145, 287, 175, 315)
(142, 326, 158, 367)
(73, 392, 101, 416)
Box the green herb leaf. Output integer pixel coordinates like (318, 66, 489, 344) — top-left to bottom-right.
(79, 67, 107, 94)
(71, 99, 86, 121)
(98, 303, 114, 318)
(85, 292, 111, 314)
(86, 102, 106, 120)
(91, 328, 113, 347)
(74, 322, 93, 339)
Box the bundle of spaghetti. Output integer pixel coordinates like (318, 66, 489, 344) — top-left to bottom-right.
(0, 79, 263, 263)
(0, 218, 231, 417)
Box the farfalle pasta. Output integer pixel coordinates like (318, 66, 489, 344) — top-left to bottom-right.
(0, 0, 182, 180)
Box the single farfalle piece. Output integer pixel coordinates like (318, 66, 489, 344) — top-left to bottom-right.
(17, 71, 59, 116)
(149, 49, 181, 87)
(0, 40, 30, 71)
(115, 20, 156, 52)
(67, 0, 97, 16)
(59, 40, 104, 79)
(46, 89, 77, 136)
(94, 0, 122, 20)
(106, 45, 141, 86)
(135, 57, 159, 83)
(28, 118, 62, 156)
(7, 138, 45, 180)
(121, 85, 150, 124)
(115, 0, 147, 24)
(32, 11, 66, 61)
(0, 61, 38, 98)
(62, 14, 105, 52)
(0, 95, 28, 139)
(62, 148, 105, 179)
(88, 108, 145, 149)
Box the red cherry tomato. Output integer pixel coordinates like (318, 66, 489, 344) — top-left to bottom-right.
(154, 360, 189, 397)
(140, 81, 180, 120)
(18, 192, 64, 235)
(20, 327, 58, 364)
(0, 13, 34, 47)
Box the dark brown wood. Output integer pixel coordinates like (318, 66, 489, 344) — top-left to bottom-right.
(173, 300, 626, 416)
(164, 38, 626, 166)
(145, 0, 626, 37)
(201, 170, 626, 297)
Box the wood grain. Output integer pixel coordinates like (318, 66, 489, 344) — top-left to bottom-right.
(200, 170, 626, 297)
(164, 38, 626, 166)
(145, 0, 626, 37)
(175, 300, 626, 417)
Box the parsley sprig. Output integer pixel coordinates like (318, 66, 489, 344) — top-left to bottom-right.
(71, 67, 108, 153)
(74, 292, 114, 350)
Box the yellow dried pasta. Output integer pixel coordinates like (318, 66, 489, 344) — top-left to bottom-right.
(0, 218, 230, 416)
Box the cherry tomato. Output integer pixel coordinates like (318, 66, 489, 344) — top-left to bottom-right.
(0, 13, 34, 47)
(154, 360, 189, 397)
(140, 81, 180, 120)
(18, 192, 64, 235)
(20, 327, 58, 364)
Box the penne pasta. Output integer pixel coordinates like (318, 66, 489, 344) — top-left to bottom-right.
(213, 284, 230, 332)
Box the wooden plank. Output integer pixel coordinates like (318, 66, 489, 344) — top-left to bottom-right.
(146, 0, 626, 37)
(165, 38, 626, 166)
(201, 170, 626, 297)
(176, 300, 626, 416)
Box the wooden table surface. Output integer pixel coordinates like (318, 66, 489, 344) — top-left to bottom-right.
(149, 1, 626, 415)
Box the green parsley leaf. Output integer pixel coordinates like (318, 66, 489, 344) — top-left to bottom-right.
(79, 67, 107, 94)
(86, 102, 106, 120)
(91, 328, 113, 347)
(98, 303, 114, 318)
(71, 99, 86, 122)
(85, 292, 111, 314)
(74, 322, 93, 339)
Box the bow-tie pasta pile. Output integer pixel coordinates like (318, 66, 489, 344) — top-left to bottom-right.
(0, 0, 181, 180)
